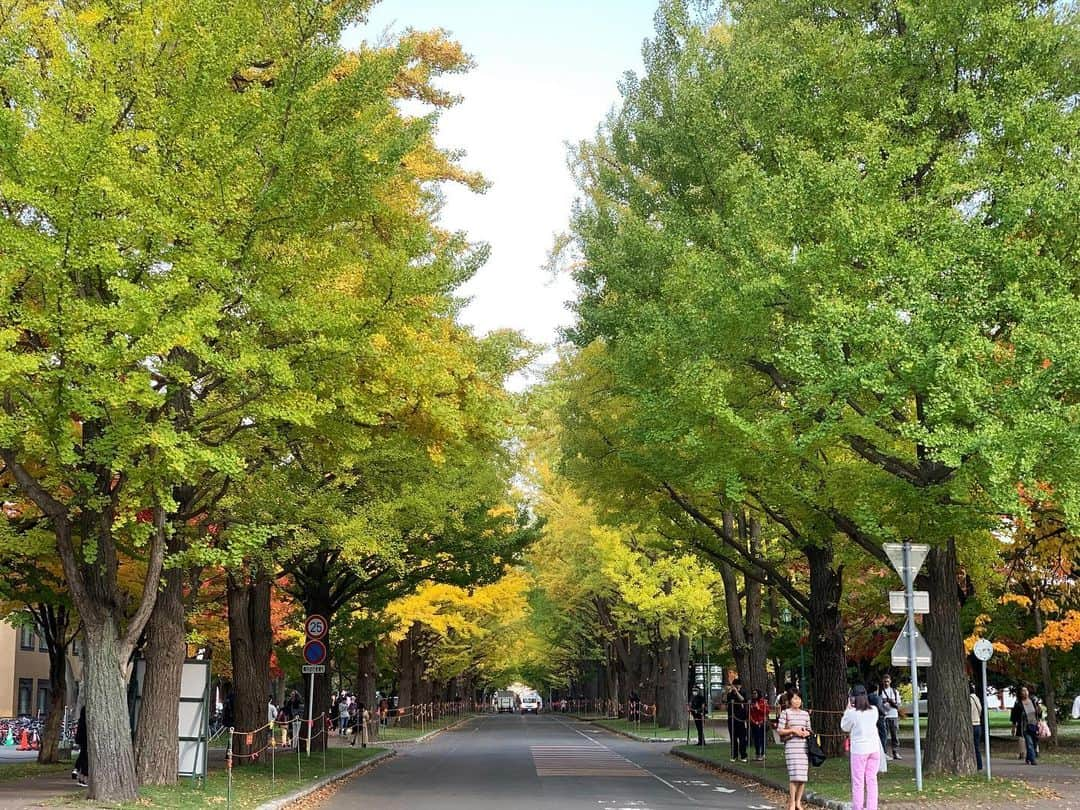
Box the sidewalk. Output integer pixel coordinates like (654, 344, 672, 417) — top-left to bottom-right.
(0, 770, 82, 810)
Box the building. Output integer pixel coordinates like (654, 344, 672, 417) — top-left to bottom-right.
(0, 620, 82, 719)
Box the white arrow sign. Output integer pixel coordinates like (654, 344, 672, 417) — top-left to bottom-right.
(891, 617, 932, 667)
(884, 542, 930, 587)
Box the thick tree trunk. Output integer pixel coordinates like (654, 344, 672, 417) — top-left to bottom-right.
(356, 642, 377, 711)
(1032, 603, 1058, 741)
(806, 543, 847, 757)
(923, 539, 976, 775)
(656, 633, 688, 729)
(397, 630, 414, 719)
(37, 655, 66, 765)
(226, 570, 272, 766)
(82, 617, 140, 801)
(135, 555, 186, 784)
(719, 559, 752, 683)
(744, 516, 770, 695)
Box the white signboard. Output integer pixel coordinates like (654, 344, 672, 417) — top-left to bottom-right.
(889, 590, 929, 614)
(891, 617, 933, 667)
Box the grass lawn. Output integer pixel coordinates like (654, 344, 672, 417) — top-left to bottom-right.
(55, 746, 385, 809)
(369, 712, 471, 742)
(0, 761, 70, 783)
(592, 718, 684, 739)
(676, 744, 1038, 805)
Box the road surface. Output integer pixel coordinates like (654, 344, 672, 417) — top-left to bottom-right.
(321, 713, 779, 810)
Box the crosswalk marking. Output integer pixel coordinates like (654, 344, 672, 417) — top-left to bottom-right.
(531, 745, 649, 777)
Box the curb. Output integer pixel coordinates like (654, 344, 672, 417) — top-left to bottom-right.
(372, 713, 477, 746)
(581, 718, 686, 744)
(255, 748, 396, 810)
(672, 748, 852, 810)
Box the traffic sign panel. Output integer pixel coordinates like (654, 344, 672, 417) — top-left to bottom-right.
(889, 590, 929, 614)
(891, 617, 932, 667)
(304, 614, 329, 639)
(884, 542, 930, 587)
(302, 664, 326, 674)
(303, 638, 327, 666)
(973, 638, 994, 662)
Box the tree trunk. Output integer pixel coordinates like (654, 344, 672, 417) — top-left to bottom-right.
(806, 543, 847, 757)
(656, 633, 688, 729)
(744, 516, 770, 695)
(1032, 602, 1058, 742)
(135, 553, 187, 784)
(397, 630, 414, 719)
(82, 617, 140, 802)
(356, 642, 377, 711)
(37, 652, 66, 764)
(226, 570, 272, 766)
(923, 539, 976, 775)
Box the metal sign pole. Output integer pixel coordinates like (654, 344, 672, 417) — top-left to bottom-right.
(306, 672, 315, 758)
(982, 659, 991, 781)
(904, 542, 923, 792)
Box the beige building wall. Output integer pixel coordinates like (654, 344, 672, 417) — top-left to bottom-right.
(1, 619, 83, 719)
(0, 623, 15, 717)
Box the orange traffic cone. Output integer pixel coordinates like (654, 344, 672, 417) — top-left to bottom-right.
(16, 728, 30, 751)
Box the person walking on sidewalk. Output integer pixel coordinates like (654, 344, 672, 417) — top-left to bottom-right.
(842, 685, 882, 810)
(72, 705, 88, 788)
(880, 674, 902, 760)
(689, 687, 708, 746)
(970, 684, 984, 771)
(1010, 685, 1041, 765)
(778, 693, 812, 810)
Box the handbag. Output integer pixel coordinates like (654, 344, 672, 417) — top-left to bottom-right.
(1037, 720, 1051, 739)
(807, 733, 827, 767)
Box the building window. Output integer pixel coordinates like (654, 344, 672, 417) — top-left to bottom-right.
(38, 631, 48, 653)
(19, 626, 34, 651)
(17, 679, 32, 716)
(36, 680, 50, 717)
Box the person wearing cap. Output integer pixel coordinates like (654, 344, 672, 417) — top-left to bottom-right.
(841, 685, 882, 810)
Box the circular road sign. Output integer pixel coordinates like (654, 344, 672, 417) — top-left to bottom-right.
(303, 639, 327, 666)
(304, 614, 329, 639)
(973, 638, 994, 662)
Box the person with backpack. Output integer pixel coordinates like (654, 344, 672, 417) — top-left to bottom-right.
(842, 685, 882, 810)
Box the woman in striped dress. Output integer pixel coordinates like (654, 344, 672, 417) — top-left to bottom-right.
(778, 693, 812, 810)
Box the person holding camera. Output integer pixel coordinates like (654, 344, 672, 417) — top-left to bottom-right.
(880, 674, 902, 760)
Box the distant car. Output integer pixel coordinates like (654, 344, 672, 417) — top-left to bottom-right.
(493, 691, 517, 713)
(520, 695, 542, 714)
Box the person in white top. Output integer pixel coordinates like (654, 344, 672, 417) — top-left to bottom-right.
(879, 674, 901, 759)
(267, 696, 278, 725)
(1072, 693, 1080, 720)
(842, 685, 882, 810)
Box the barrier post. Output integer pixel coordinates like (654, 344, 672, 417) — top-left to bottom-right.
(322, 715, 326, 775)
(226, 727, 234, 810)
(271, 725, 275, 786)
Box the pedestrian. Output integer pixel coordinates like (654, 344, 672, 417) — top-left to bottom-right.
(267, 695, 278, 726)
(689, 686, 708, 746)
(338, 694, 350, 736)
(868, 683, 888, 752)
(842, 685, 881, 810)
(289, 690, 304, 750)
(727, 679, 748, 762)
(879, 674, 902, 760)
(749, 688, 769, 761)
(628, 690, 640, 723)
(1009, 685, 1041, 765)
(72, 705, 88, 788)
(778, 692, 812, 810)
(970, 684, 984, 771)
(1072, 691, 1080, 720)
(276, 700, 291, 746)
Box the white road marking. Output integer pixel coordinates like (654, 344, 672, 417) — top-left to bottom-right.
(556, 718, 697, 802)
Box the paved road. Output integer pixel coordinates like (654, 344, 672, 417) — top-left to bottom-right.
(321, 713, 779, 810)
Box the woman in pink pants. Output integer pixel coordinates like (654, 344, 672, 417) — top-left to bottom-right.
(841, 685, 883, 810)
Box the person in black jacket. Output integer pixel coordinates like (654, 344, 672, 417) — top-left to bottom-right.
(72, 706, 88, 788)
(1009, 685, 1042, 765)
(689, 688, 708, 746)
(727, 679, 749, 762)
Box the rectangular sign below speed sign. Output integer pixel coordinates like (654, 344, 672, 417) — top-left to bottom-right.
(302, 664, 326, 674)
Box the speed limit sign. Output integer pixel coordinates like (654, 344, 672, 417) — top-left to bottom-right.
(305, 614, 328, 639)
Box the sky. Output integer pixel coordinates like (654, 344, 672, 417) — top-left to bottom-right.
(342, 1, 660, 382)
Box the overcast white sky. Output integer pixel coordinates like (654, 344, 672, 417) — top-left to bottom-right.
(343, 1, 659, 382)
